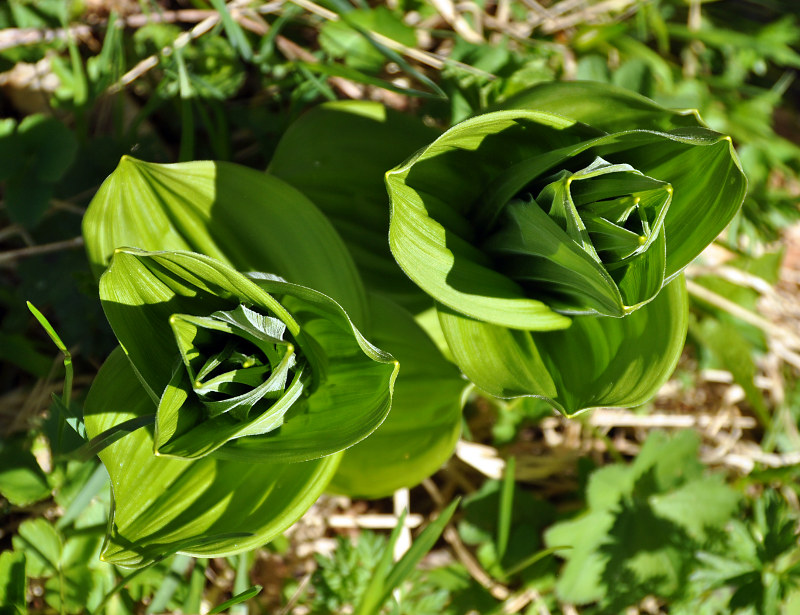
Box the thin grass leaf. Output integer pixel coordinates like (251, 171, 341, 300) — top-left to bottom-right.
(208, 585, 262, 615)
(497, 457, 515, 563)
(61, 414, 155, 462)
(208, 0, 253, 61)
(55, 464, 109, 530)
(93, 534, 250, 613)
(146, 554, 193, 615)
(298, 61, 443, 99)
(354, 509, 409, 615)
(28, 301, 74, 453)
(382, 498, 460, 599)
(321, 0, 446, 98)
(502, 545, 570, 579)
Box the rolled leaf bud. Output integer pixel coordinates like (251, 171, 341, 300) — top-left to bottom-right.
(99, 248, 398, 461)
(386, 81, 747, 415)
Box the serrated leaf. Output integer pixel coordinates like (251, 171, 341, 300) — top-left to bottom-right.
(545, 431, 740, 609)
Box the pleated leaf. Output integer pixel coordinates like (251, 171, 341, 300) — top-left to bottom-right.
(83, 348, 340, 568)
(99, 249, 398, 463)
(492, 80, 705, 133)
(83, 157, 368, 328)
(328, 293, 467, 498)
(268, 100, 439, 312)
(438, 275, 689, 416)
(386, 99, 745, 329)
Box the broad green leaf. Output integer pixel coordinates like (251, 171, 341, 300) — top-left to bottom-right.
(0, 550, 26, 615)
(0, 114, 77, 228)
(387, 109, 593, 331)
(83, 157, 368, 327)
(83, 347, 341, 567)
(386, 107, 744, 327)
(269, 100, 439, 312)
(328, 294, 466, 497)
(99, 249, 397, 462)
(439, 276, 688, 416)
(545, 510, 614, 604)
(545, 431, 740, 608)
(493, 80, 704, 133)
(0, 436, 51, 506)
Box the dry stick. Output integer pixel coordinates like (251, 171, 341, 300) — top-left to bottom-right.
(499, 587, 551, 615)
(0, 236, 84, 265)
(686, 279, 800, 362)
(686, 264, 775, 294)
(289, 0, 494, 76)
(540, 0, 639, 33)
(289, 0, 444, 70)
(108, 13, 220, 93)
(429, 0, 484, 43)
(588, 410, 758, 430)
(0, 224, 33, 244)
(0, 10, 219, 53)
(328, 513, 423, 529)
(393, 488, 413, 561)
(276, 571, 313, 615)
(421, 479, 511, 602)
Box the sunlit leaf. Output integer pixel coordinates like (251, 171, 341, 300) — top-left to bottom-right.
(83, 157, 368, 327)
(99, 249, 397, 462)
(328, 294, 466, 497)
(83, 348, 341, 567)
(439, 276, 688, 416)
(386, 81, 745, 414)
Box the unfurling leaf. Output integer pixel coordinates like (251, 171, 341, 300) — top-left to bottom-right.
(84, 249, 399, 566)
(99, 249, 397, 462)
(84, 348, 341, 567)
(386, 80, 747, 415)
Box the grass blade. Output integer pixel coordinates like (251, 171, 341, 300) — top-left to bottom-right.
(209, 585, 262, 615)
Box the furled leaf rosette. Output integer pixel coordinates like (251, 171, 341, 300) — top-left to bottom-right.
(386, 81, 747, 415)
(85, 248, 398, 565)
(84, 154, 467, 502)
(483, 157, 672, 316)
(84, 348, 342, 567)
(99, 248, 398, 461)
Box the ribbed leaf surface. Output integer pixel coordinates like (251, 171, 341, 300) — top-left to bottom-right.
(83, 158, 368, 327)
(84, 348, 340, 567)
